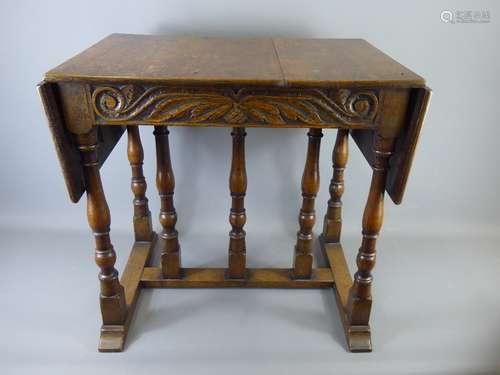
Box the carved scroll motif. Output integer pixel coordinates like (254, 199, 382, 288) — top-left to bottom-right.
(92, 85, 378, 126)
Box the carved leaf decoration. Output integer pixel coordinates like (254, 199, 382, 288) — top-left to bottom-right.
(150, 101, 201, 121)
(275, 102, 301, 121)
(320, 89, 378, 122)
(242, 100, 284, 124)
(92, 85, 378, 126)
(242, 98, 323, 125)
(248, 108, 284, 124)
(147, 95, 233, 122)
(151, 97, 192, 112)
(223, 107, 247, 124)
(121, 84, 144, 104)
(334, 89, 351, 110)
(190, 103, 217, 117)
(190, 103, 233, 122)
(283, 99, 323, 124)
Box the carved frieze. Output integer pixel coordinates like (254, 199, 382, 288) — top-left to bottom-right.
(91, 85, 378, 127)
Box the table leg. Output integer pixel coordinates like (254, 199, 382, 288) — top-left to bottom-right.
(227, 127, 247, 279)
(153, 126, 182, 279)
(127, 126, 153, 242)
(347, 134, 395, 325)
(75, 128, 126, 325)
(322, 129, 349, 243)
(292, 128, 323, 279)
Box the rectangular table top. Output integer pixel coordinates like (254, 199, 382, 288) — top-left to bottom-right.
(45, 34, 424, 88)
(40, 34, 430, 207)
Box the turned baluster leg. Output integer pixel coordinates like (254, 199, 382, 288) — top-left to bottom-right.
(75, 129, 126, 325)
(347, 134, 395, 325)
(322, 129, 349, 243)
(292, 128, 323, 279)
(153, 126, 181, 279)
(127, 126, 153, 242)
(227, 127, 247, 279)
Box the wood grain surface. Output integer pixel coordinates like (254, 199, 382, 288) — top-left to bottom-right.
(45, 34, 424, 88)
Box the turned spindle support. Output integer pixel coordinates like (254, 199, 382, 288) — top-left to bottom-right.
(127, 126, 153, 242)
(322, 129, 349, 243)
(227, 127, 247, 279)
(75, 128, 126, 325)
(346, 134, 395, 325)
(154, 126, 182, 279)
(292, 128, 323, 279)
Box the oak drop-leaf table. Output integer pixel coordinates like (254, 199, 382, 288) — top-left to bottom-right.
(38, 34, 430, 352)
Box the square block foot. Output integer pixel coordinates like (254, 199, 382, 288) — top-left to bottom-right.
(347, 325, 372, 353)
(98, 325, 125, 352)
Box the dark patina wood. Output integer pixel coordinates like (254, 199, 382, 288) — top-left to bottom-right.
(154, 126, 182, 279)
(293, 128, 322, 279)
(127, 126, 153, 241)
(39, 34, 430, 353)
(322, 129, 349, 243)
(45, 34, 423, 87)
(42, 34, 429, 204)
(38, 82, 125, 203)
(347, 135, 395, 326)
(74, 128, 127, 337)
(227, 127, 247, 279)
(142, 266, 334, 288)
